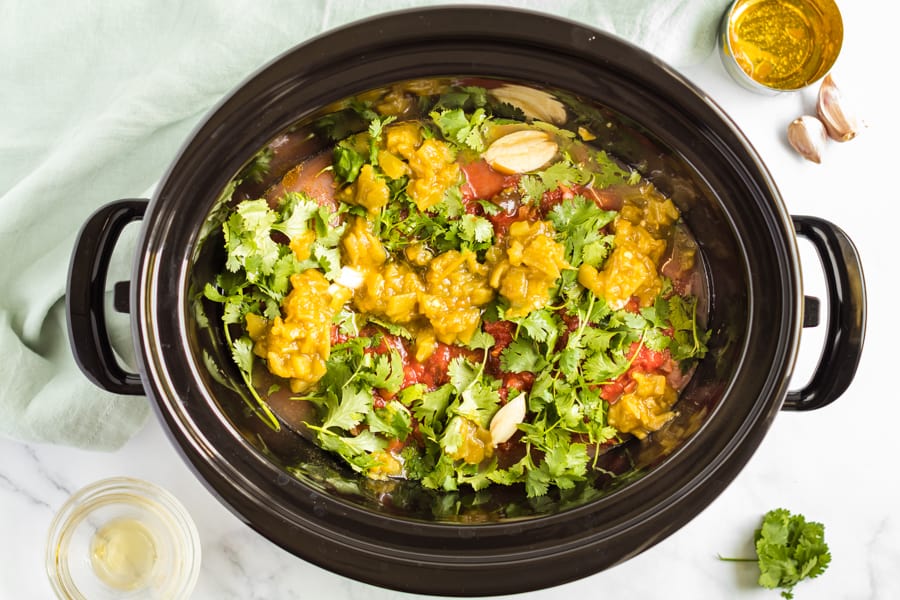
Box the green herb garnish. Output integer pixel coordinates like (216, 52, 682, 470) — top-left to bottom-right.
(719, 508, 832, 599)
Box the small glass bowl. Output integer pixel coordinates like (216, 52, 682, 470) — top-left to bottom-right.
(719, 0, 843, 93)
(46, 477, 201, 600)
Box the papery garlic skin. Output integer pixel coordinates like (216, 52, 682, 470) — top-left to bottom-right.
(788, 116, 827, 164)
(817, 74, 859, 142)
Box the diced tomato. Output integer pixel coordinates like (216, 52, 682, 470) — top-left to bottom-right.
(411, 343, 483, 389)
(539, 188, 565, 215)
(402, 361, 426, 389)
(555, 312, 581, 351)
(629, 344, 669, 372)
(483, 320, 515, 358)
(623, 297, 641, 313)
(365, 332, 408, 361)
(497, 371, 535, 403)
(601, 376, 627, 403)
(460, 160, 511, 201)
(601, 344, 674, 403)
(330, 324, 350, 345)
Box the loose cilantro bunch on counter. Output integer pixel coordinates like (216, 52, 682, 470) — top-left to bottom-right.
(720, 508, 831, 599)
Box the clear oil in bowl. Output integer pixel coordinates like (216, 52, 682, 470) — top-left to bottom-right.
(89, 517, 159, 591)
(46, 477, 201, 600)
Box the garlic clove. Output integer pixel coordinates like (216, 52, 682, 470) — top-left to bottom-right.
(787, 116, 827, 164)
(483, 129, 558, 174)
(817, 74, 859, 142)
(489, 392, 526, 445)
(489, 84, 567, 124)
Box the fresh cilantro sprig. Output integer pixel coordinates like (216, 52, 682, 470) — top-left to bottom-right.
(367, 114, 397, 166)
(372, 185, 494, 255)
(640, 280, 710, 361)
(547, 194, 616, 267)
(719, 508, 831, 599)
(591, 149, 641, 188)
(429, 107, 491, 153)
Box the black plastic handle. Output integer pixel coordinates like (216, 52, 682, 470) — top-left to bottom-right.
(783, 215, 866, 410)
(66, 200, 148, 395)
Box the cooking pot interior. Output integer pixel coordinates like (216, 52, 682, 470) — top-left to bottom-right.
(185, 76, 759, 522)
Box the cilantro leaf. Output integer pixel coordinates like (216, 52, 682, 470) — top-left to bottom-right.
(500, 338, 547, 373)
(360, 350, 404, 393)
(592, 150, 638, 189)
(465, 329, 496, 352)
(412, 384, 453, 433)
(273, 192, 320, 239)
(367, 400, 413, 441)
(448, 357, 479, 395)
(399, 443, 437, 480)
(458, 214, 495, 245)
(320, 385, 371, 432)
(455, 381, 501, 429)
(230, 336, 255, 376)
(519, 174, 548, 204)
(239, 147, 274, 184)
(540, 161, 590, 190)
(313, 429, 386, 473)
(367, 114, 397, 165)
(430, 108, 490, 152)
(333, 142, 365, 184)
(224, 199, 280, 277)
(517, 309, 557, 344)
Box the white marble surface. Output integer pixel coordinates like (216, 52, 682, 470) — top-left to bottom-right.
(2, 3, 896, 598)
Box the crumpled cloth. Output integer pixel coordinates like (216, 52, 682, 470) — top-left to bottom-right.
(0, 0, 728, 450)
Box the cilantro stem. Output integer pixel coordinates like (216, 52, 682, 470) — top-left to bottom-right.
(224, 324, 281, 431)
(690, 298, 703, 356)
(716, 555, 757, 562)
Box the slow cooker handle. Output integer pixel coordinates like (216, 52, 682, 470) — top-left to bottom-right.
(784, 215, 866, 411)
(66, 200, 148, 396)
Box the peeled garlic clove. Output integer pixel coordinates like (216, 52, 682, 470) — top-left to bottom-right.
(483, 129, 558, 174)
(489, 393, 526, 445)
(817, 74, 859, 142)
(489, 84, 567, 124)
(787, 116, 827, 164)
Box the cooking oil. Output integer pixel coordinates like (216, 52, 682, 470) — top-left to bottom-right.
(89, 517, 158, 591)
(723, 0, 843, 91)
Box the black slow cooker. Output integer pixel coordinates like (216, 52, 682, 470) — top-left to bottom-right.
(65, 7, 865, 596)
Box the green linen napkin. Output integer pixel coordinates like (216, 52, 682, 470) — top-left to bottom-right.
(0, 0, 728, 451)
